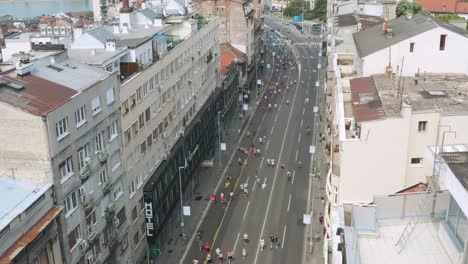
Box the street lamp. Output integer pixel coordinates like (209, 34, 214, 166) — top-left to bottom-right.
(178, 163, 187, 243)
(217, 111, 223, 169)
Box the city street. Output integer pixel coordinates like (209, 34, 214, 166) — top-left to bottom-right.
(183, 17, 325, 264)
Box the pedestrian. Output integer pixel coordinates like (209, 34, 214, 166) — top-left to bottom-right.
(244, 186, 248, 196)
(227, 175, 232, 183)
(211, 194, 217, 203)
(218, 253, 224, 263)
(263, 135, 266, 143)
(206, 252, 212, 263)
(315, 232, 321, 242)
(242, 248, 247, 259)
(205, 242, 211, 252)
(243, 233, 249, 243)
(229, 191, 234, 200)
(260, 237, 265, 251)
(319, 213, 324, 225)
(275, 235, 280, 248)
(259, 137, 263, 144)
(227, 250, 233, 263)
(215, 247, 221, 256)
(193, 257, 199, 264)
(238, 157, 242, 166)
(243, 159, 248, 168)
(220, 193, 225, 203)
(267, 159, 271, 167)
(323, 226, 327, 236)
(240, 183, 244, 192)
(270, 234, 275, 248)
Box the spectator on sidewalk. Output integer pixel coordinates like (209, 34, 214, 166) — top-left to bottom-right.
(319, 213, 324, 225)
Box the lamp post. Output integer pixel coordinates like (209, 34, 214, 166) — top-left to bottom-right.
(217, 111, 223, 169)
(178, 166, 185, 241)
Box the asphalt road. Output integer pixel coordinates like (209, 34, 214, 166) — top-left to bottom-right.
(184, 17, 322, 264)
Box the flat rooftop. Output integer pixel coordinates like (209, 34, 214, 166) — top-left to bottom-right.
(0, 177, 51, 230)
(350, 74, 468, 122)
(444, 151, 468, 192)
(68, 47, 128, 66)
(358, 220, 451, 264)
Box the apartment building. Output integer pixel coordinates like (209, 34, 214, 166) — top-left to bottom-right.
(0, 51, 125, 264)
(193, 0, 257, 87)
(0, 177, 63, 263)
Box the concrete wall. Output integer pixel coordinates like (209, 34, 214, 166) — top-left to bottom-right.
(340, 107, 411, 203)
(361, 27, 468, 76)
(0, 103, 52, 184)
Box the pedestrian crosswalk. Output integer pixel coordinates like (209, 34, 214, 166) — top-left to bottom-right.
(294, 41, 322, 47)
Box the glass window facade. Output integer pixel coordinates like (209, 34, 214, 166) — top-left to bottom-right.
(447, 196, 468, 247)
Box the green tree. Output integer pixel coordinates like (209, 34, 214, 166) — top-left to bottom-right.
(396, 0, 423, 17)
(283, 0, 327, 21)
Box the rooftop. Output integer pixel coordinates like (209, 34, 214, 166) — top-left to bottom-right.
(0, 176, 51, 230)
(349, 74, 468, 122)
(416, 0, 468, 14)
(445, 151, 468, 192)
(358, 220, 451, 264)
(220, 43, 244, 75)
(68, 47, 128, 66)
(353, 13, 468, 58)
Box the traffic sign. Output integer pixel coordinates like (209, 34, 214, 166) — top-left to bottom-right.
(149, 248, 161, 255)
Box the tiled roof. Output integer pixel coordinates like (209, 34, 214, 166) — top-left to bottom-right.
(350, 77, 386, 122)
(456, 2, 468, 14)
(0, 69, 77, 116)
(416, 0, 457, 13)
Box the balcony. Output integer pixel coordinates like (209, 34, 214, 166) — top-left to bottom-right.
(97, 150, 109, 163)
(84, 197, 95, 215)
(80, 162, 91, 180)
(102, 182, 112, 195)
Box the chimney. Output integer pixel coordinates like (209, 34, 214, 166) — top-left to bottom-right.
(49, 56, 56, 65)
(120, 0, 133, 13)
(406, 12, 413, 20)
(122, 23, 129, 34)
(106, 39, 116, 51)
(386, 28, 393, 39)
(16, 57, 33, 77)
(113, 25, 120, 34)
(385, 65, 393, 80)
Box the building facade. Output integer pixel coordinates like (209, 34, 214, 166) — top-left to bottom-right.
(0, 178, 63, 264)
(0, 51, 126, 264)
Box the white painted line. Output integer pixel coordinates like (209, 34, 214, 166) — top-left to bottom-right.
(253, 180, 257, 191)
(233, 232, 240, 254)
(298, 133, 301, 143)
(282, 225, 287, 248)
(301, 119, 303, 128)
(295, 149, 298, 161)
(266, 141, 270, 151)
(243, 201, 250, 222)
(274, 114, 278, 123)
(271, 127, 275, 135)
(292, 170, 295, 184)
(260, 157, 265, 168)
(303, 107, 305, 115)
(287, 194, 291, 212)
(306, 89, 308, 95)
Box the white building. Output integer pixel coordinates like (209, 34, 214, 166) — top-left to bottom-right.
(353, 13, 468, 77)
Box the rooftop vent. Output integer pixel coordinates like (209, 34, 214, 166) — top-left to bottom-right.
(441, 153, 467, 164)
(16, 58, 33, 77)
(427, 90, 446, 96)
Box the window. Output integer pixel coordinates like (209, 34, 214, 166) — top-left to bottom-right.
(86, 210, 97, 226)
(152, 128, 158, 141)
(134, 231, 140, 246)
(113, 180, 123, 200)
(68, 225, 81, 250)
(122, 233, 128, 250)
(145, 107, 151, 122)
(122, 100, 129, 115)
(447, 196, 468, 247)
(108, 120, 118, 141)
(132, 121, 138, 135)
(137, 87, 142, 102)
(78, 144, 90, 169)
(95, 131, 105, 152)
(75, 106, 86, 127)
(125, 128, 131, 145)
(91, 96, 102, 115)
(143, 83, 149, 97)
(56, 117, 69, 139)
(139, 113, 145, 129)
(131, 206, 138, 222)
(141, 141, 147, 154)
(141, 221, 146, 238)
(129, 180, 136, 198)
(137, 174, 143, 188)
(418, 121, 427, 132)
(411, 157, 423, 167)
(106, 88, 115, 105)
(130, 94, 136, 109)
(99, 168, 108, 185)
(64, 190, 78, 216)
(439, 34, 447, 51)
(59, 157, 74, 181)
(147, 135, 152, 148)
(409, 42, 415, 53)
(117, 208, 127, 227)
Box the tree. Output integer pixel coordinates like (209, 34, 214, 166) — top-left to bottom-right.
(396, 0, 423, 17)
(283, 0, 327, 21)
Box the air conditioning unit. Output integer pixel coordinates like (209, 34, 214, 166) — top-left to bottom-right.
(80, 194, 87, 203)
(79, 186, 86, 196)
(113, 217, 120, 228)
(79, 240, 88, 251)
(86, 254, 95, 264)
(162, 154, 167, 160)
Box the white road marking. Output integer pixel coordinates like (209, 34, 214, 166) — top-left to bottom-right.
(274, 113, 278, 123)
(271, 127, 275, 135)
(282, 225, 287, 248)
(301, 119, 303, 128)
(298, 133, 301, 143)
(292, 170, 295, 184)
(233, 232, 240, 254)
(306, 89, 308, 95)
(243, 201, 250, 222)
(253, 180, 257, 191)
(303, 107, 305, 115)
(260, 157, 265, 168)
(287, 194, 291, 212)
(266, 141, 270, 151)
(295, 149, 298, 161)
